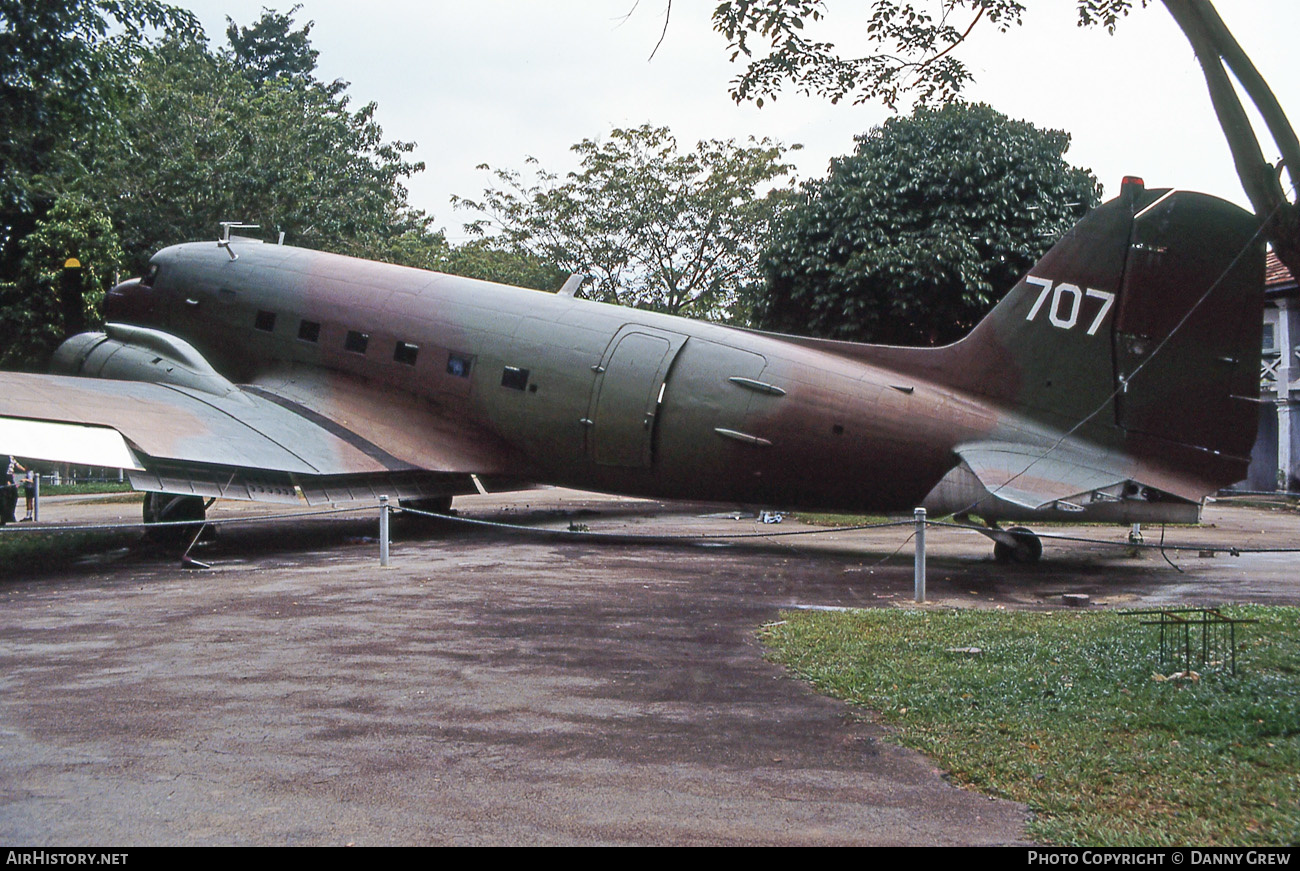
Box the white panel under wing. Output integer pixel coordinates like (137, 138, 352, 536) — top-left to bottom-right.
(0, 417, 145, 470)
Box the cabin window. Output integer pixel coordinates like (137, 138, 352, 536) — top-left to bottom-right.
(501, 366, 529, 391)
(344, 330, 369, 354)
(1263, 322, 1276, 351)
(298, 320, 321, 342)
(255, 310, 276, 332)
(394, 341, 419, 366)
(447, 353, 472, 378)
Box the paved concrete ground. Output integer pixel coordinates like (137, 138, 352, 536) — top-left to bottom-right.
(1, 490, 1296, 845)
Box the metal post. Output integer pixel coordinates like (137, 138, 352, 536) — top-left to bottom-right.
(379, 495, 390, 567)
(914, 507, 927, 603)
(1278, 300, 1294, 490)
(31, 473, 38, 523)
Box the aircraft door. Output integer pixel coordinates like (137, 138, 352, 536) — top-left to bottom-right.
(588, 326, 686, 468)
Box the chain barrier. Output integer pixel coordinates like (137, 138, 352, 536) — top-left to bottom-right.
(6, 499, 1299, 566)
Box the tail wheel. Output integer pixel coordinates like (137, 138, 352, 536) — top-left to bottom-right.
(142, 493, 207, 544)
(993, 526, 1042, 564)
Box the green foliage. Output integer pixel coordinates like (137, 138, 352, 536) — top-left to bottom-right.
(712, 1, 1141, 109)
(443, 239, 569, 292)
(757, 102, 1101, 345)
(74, 18, 428, 274)
(0, 4, 444, 368)
(0, 195, 124, 369)
(373, 232, 567, 292)
(0, 3, 565, 368)
(0, 0, 199, 275)
(39, 481, 133, 496)
(762, 606, 1300, 846)
(225, 3, 319, 86)
(708, 0, 1300, 308)
(455, 124, 798, 319)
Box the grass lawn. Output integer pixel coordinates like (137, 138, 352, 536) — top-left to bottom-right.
(761, 606, 1300, 846)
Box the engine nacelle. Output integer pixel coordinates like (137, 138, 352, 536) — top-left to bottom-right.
(51, 323, 244, 400)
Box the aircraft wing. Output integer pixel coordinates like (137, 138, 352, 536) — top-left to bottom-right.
(0, 371, 529, 505)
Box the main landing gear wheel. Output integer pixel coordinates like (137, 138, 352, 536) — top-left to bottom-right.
(142, 493, 208, 545)
(993, 526, 1043, 564)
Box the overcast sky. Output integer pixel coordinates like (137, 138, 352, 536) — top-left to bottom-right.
(172, 1, 1299, 241)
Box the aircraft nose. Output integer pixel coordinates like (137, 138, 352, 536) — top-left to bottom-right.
(103, 277, 153, 323)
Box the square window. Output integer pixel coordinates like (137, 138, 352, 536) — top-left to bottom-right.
(298, 320, 321, 342)
(345, 330, 369, 354)
(255, 310, 276, 332)
(447, 353, 472, 378)
(501, 366, 529, 391)
(394, 341, 419, 365)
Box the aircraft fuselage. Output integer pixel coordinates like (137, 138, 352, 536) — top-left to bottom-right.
(108, 239, 995, 514)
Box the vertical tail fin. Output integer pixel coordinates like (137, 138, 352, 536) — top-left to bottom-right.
(759, 182, 1264, 469)
(950, 182, 1264, 460)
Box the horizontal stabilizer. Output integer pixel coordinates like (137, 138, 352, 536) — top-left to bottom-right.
(956, 442, 1129, 510)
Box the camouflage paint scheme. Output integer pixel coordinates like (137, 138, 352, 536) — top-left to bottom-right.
(0, 181, 1265, 541)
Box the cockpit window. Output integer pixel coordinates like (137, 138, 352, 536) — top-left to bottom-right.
(141, 264, 160, 287)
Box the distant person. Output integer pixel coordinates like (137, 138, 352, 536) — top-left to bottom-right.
(22, 470, 35, 521)
(1, 456, 22, 525)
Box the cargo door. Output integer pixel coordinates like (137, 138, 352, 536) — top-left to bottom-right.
(587, 326, 686, 468)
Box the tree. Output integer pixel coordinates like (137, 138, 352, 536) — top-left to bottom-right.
(0, 194, 124, 369)
(0, 5, 436, 369)
(757, 102, 1101, 345)
(454, 124, 797, 320)
(0, 1, 198, 277)
(225, 3, 318, 86)
(707, 0, 1300, 288)
(73, 11, 428, 273)
(373, 230, 567, 292)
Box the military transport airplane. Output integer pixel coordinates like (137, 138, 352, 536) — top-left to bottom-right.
(0, 178, 1265, 562)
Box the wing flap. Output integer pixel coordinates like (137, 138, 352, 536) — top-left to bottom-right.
(0, 417, 146, 470)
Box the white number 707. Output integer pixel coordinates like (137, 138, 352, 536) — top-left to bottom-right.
(1024, 275, 1115, 336)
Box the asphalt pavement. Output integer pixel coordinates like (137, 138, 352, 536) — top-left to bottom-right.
(1, 490, 1296, 845)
